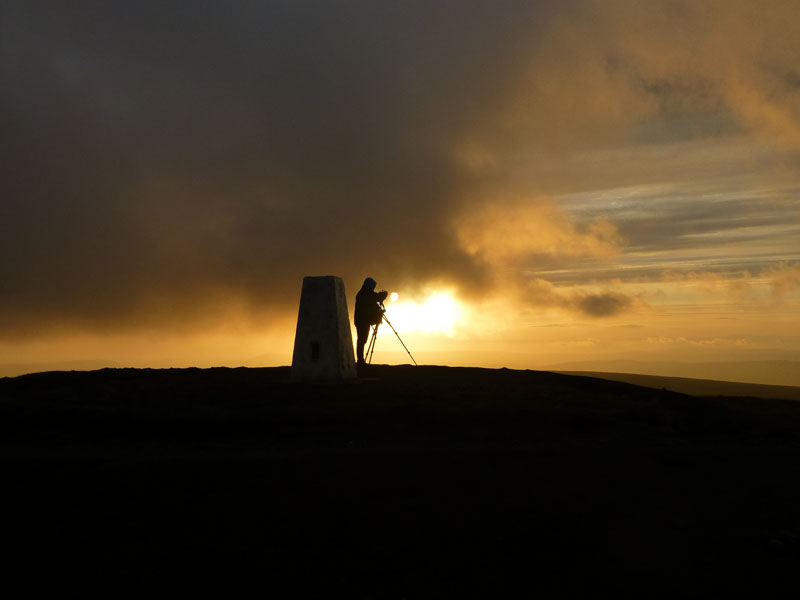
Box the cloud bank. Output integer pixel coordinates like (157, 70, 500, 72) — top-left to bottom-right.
(1, 0, 799, 338)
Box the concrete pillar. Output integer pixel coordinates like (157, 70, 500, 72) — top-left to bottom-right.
(291, 276, 357, 381)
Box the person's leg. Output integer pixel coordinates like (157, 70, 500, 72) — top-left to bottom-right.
(356, 323, 369, 363)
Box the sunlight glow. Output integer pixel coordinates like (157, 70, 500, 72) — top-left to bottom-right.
(382, 291, 461, 335)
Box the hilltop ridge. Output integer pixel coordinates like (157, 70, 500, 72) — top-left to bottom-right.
(3, 365, 800, 594)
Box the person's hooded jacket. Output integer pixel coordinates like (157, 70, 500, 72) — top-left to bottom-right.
(354, 277, 388, 327)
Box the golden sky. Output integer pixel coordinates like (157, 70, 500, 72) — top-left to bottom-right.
(1, 1, 799, 383)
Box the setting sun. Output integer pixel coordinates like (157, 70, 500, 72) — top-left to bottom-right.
(382, 292, 461, 335)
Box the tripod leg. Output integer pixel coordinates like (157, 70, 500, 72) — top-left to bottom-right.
(367, 325, 376, 364)
(366, 324, 379, 364)
(381, 315, 418, 366)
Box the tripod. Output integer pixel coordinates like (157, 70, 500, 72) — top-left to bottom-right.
(365, 304, 418, 366)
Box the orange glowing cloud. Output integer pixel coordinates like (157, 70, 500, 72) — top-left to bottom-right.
(456, 200, 624, 266)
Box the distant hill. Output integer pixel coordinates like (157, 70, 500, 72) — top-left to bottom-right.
(558, 371, 800, 401)
(0, 359, 122, 378)
(545, 359, 800, 387)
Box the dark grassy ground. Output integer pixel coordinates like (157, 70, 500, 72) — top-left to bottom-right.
(2, 365, 800, 595)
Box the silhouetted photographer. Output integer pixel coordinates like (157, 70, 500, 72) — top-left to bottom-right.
(354, 277, 388, 366)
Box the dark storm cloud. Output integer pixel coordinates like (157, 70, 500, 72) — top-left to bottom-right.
(524, 278, 638, 318)
(0, 0, 558, 335)
(574, 292, 632, 317)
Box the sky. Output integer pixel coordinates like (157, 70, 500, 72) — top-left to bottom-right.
(1, 1, 799, 383)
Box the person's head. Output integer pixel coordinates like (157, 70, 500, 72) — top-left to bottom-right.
(362, 277, 376, 291)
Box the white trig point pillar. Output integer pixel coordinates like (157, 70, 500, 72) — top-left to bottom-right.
(291, 276, 357, 381)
